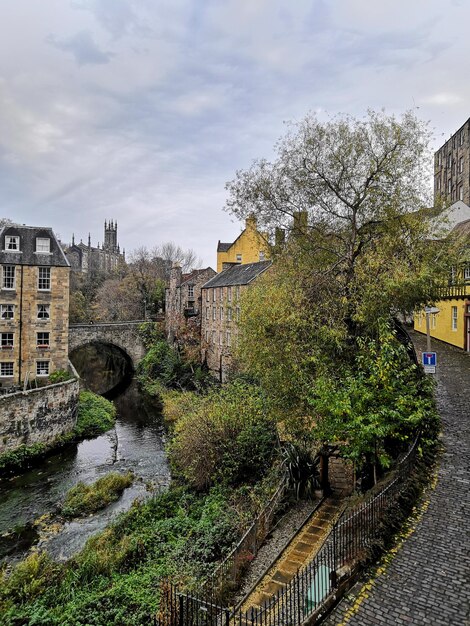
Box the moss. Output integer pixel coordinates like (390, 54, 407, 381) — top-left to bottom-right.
(62, 472, 134, 518)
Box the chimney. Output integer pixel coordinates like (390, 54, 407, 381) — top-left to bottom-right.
(246, 215, 257, 230)
(170, 263, 182, 290)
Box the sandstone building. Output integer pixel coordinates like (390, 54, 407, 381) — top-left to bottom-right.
(65, 220, 125, 275)
(0, 224, 70, 388)
(217, 216, 270, 273)
(434, 117, 470, 206)
(165, 265, 216, 341)
(201, 260, 271, 380)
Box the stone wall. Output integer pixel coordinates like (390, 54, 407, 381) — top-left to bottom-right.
(329, 455, 355, 496)
(0, 378, 79, 455)
(69, 322, 146, 367)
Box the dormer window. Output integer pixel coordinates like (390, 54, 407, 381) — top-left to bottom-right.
(5, 236, 19, 251)
(36, 238, 50, 253)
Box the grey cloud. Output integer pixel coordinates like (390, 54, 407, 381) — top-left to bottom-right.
(47, 30, 114, 65)
(72, 0, 153, 39)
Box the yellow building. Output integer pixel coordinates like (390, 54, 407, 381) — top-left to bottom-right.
(414, 216, 470, 351)
(217, 217, 270, 273)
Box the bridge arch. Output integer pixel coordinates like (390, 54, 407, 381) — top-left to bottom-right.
(68, 322, 147, 369)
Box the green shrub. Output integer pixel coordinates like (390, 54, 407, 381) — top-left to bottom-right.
(0, 442, 47, 471)
(62, 472, 134, 518)
(74, 391, 116, 438)
(168, 380, 279, 490)
(48, 370, 73, 384)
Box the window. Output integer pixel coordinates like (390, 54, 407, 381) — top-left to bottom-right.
(236, 306, 240, 321)
(460, 186, 464, 201)
(1, 333, 14, 348)
(188, 285, 194, 299)
(227, 307, 232, 322)
(236, 285, 240, 300)
(36, 238, 50, 253)
(226, 331, 231, 347)
(205, 307, 209, 320)
(0, 304, 14, 320)
(212, 307, 216, 321)
(0, 362, 13, 377)
(450, 266, 456, 285)
(447, 154, 452, 168)
(219, 331, 223, 346)
(205, 330, 209, 343)
(37, 304, 50, 319)
(205, 290, 209, 302)
(447, 179, 452, 194)
(220, 306, 224, 320)
(460, 131, 464, 146)
(464, 266, 470, 281)
(212, 330, 216, 344)
(212, 289, 216, 302)
(259, 251, 265, 261)
(459, 157, 464, 174)
(438, 152, 442, 166)
(36, 360, 50, 376)
(37, 332, 50, 348)
(452, 306, 458, 331)
(236, 254, 242, 263)
(38, 267, 51, 290)
(437, 178, 441, 191)
(5, 236, 19, 251)
(227, 286, 232, 302)
(2, 265, 15, 289)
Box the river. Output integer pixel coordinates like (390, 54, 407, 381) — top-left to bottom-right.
(0, 380, 170, 563)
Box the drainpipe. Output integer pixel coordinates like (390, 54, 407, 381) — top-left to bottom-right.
(18, 265, 24, 386)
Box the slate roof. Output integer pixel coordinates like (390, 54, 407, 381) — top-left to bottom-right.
(0, 224, 70, 267)
(202, 261, 272, 289)
(217, 241, 232, 252)
(451, 218, 470, 238)
(181, 267, 216, 285)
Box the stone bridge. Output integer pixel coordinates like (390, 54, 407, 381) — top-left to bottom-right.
(68, 321, 147, 369)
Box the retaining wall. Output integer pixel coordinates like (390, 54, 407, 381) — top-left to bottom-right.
(0, 378, 79, 454)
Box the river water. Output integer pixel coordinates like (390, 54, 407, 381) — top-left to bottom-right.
(0, 380, 170, 563)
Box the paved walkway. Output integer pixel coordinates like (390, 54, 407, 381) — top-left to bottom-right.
(325, 333, 470, 626)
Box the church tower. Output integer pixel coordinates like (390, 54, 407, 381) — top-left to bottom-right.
(104, 220, 118, 252)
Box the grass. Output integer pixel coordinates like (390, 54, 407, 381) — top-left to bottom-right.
(61, 472, 134, 519)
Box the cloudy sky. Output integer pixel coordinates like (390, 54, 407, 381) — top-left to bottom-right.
(0, 0, 469, 267)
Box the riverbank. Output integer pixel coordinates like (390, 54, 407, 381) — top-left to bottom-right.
(0, 390, 116, 475)
(0, 381, 170, 564)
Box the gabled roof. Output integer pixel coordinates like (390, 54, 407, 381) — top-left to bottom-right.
(181, 267, 216, 286)
(0, 224, 70, 267)
(202, 261, 272, 289)
(217, 242, 232, 252)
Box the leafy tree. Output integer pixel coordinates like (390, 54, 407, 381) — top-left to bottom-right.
(226, 110, 450, 341)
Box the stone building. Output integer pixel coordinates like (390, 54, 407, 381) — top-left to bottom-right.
(65, 220, 125, 275)
(201, 260, 271, 380)
(0, 224, 70, 388)
(434, 117, 470, 207)
(165, 265, 216, 341)
(217, 216, 270, 273)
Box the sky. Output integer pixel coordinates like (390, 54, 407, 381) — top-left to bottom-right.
(0, 0, 469, 268)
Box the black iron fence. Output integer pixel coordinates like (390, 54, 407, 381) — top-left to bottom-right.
(155, 436, 420, 626)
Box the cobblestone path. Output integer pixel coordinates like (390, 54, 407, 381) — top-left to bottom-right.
(324, 334, 470, 626)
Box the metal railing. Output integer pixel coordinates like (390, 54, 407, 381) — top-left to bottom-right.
(156, 436, 420, 626)
(202, 472, 290, 603)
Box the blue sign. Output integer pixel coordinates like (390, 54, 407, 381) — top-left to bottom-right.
(422, 352, 437, 367)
